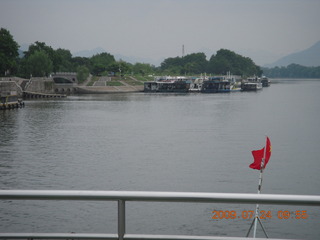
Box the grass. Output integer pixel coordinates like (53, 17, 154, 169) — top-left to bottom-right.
(107, 81, 124, 86)
(85, 74, 148, 87)
(133, 75, 154, 82)
(122, 78, 144, 86)
(87, 76, 98, 86)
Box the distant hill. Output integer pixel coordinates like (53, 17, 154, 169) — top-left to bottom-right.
(73, 47, 162, 66)
(265, 41, 320, 67)
(72, 47, 106, 58)
(18, 43, 29, 57)
(113, 53, 162, 66)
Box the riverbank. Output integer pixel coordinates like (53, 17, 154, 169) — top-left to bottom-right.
(0, 75, 146, 96)
(77, 85, 144, 94)
(77, 75, 144, 93)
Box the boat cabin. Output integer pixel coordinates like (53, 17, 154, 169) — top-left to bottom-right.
(0, 92, 24, 110)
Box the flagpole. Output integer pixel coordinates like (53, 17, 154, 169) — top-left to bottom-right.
(252, 164, 264, 238)
(252, 136, 268, 238)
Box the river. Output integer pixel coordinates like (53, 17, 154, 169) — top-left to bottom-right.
(0, 79, 319, 239)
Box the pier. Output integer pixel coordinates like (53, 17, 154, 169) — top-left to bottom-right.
(23, 91, 66, 99)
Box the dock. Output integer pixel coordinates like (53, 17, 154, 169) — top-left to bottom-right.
(23, 91, 67, 99)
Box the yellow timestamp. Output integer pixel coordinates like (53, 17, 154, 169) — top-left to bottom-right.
(211, 210, 309, 220)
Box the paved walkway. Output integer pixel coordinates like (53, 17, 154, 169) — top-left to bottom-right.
(93, 76, 111, 86)
(77, 75, 144, 93)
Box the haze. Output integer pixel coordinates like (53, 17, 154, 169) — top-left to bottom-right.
(1, 0, 320, 66)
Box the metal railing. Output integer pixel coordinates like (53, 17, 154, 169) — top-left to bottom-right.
(0, 190, 319, 240)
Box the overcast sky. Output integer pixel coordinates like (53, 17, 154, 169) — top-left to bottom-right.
(1, 0, 320, 66)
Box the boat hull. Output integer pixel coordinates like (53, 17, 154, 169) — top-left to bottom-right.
(241, 82, 263, 91)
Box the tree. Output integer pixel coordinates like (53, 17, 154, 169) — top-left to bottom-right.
(26, 50, 53, 77)
(182, 53, 207, 74)
(55, 48, 73, 72)
(160, 52, 207, 75)
(262, 64, 320, 78)
(92, 63, 106, 76)
(23, 41, 58, 72)
(0, 28, 19, 76)
(72, 56, 90, 69)
(107, 61, 132, 75)
(24, 41, 54, 58)
(161, 56, 182, 71)
(89, 52, 116, 75)
(119, 61, 132, 74)
(77, 65, 89, 83)
(207, 49, 262, 76)
(132, 63, 155, 76)
(91, 53, 115, 67)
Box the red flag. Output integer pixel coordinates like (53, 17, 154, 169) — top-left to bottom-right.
(249, 137, 271, 170)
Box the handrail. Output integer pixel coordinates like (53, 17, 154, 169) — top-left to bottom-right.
(1, 190, 320, 205)
(0, 190, 319, 240)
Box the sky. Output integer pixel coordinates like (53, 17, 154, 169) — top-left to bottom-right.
(1, 0, 320, 66)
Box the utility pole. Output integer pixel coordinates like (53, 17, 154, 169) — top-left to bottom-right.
(182, 44, 185, 58)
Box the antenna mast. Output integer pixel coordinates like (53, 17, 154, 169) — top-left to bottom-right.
(182, 44, 185, 57)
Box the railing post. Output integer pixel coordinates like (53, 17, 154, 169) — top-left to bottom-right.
(118, 200, 125, 240)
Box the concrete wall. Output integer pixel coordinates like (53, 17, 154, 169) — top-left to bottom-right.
(1, 75, 79, 96)
(0, 81, 23, 97)
(25, 78, 55, 93)
(53, 84, 78, 94)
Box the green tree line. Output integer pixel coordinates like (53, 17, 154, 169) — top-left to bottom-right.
(160, 49, 262, 76)
(262, 64, 320, 78)
(1, 28, 264, 80)
(0, 28, 156, 83)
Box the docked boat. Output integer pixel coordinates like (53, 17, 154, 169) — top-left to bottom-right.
(189, 77, 206, 92)
(225, 72, 242, 92)
(0, 92, 24, 110)
(200, 77, 222, 93)
(144, 76, 189, 93)
(241, 77, 263, 91)
(201, 75, 241, 93)
(260, 76, 271, 87)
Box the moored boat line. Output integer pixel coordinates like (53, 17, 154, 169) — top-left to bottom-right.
(144, 74, 270, 93)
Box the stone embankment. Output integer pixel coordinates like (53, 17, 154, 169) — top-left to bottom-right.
(0, 79, 24, 97)
(1, 77, 60, 97)
(77, 85, 144, 94)
(0, 75, 144, 97)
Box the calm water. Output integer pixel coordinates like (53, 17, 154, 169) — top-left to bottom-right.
(0, 79, 320, 239)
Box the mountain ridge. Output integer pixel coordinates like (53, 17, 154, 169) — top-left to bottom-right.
(264, 41, 320, 67)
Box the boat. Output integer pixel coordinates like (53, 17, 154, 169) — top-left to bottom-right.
(201, 75, 241, 93)
(0, 92, 24, 110)
(260, 76, 271, 87)
(156, 80, 189, 93)
(200, 77, 222, 93)
(189, 76, 206, 92)
(225, 72, 242, 92)
(201, 76, 231, 93)
(144, 76, 189, 93)
(241, 77, 263, 91)
(241, 82, 262, 91)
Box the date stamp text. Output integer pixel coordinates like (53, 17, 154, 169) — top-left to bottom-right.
(211, 210, 308, 220)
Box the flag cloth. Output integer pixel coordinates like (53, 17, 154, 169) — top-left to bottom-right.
(249, 137, 271, 170)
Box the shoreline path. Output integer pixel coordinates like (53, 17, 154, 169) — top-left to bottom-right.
(78, 76, 144, 93)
